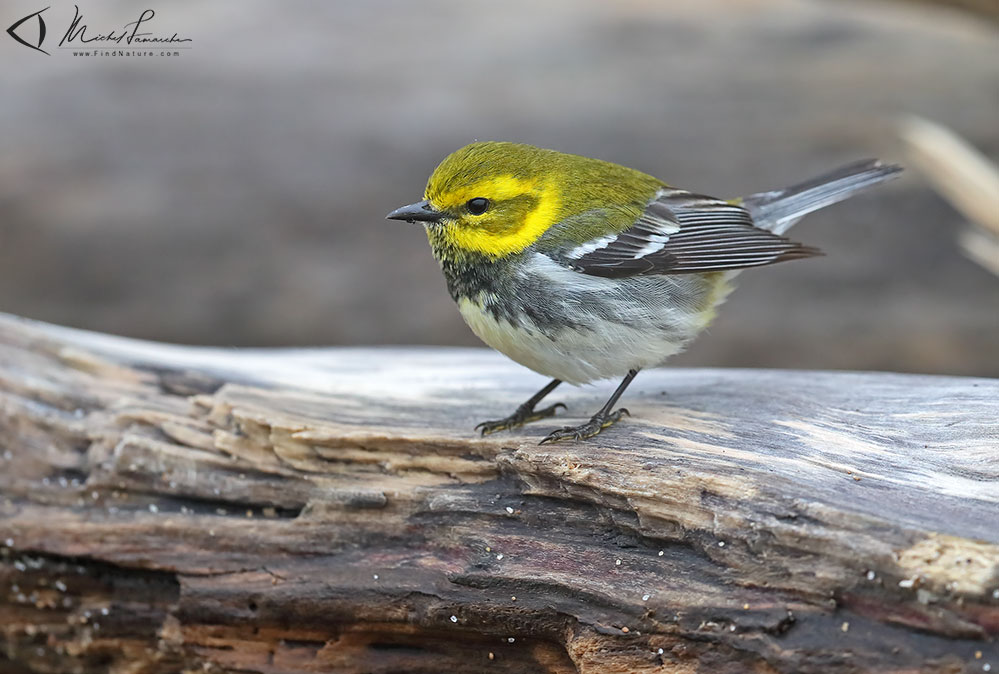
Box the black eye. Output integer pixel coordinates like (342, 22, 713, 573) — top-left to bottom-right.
(466, 197, 490, 215)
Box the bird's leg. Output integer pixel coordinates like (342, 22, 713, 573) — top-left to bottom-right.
(540, 369, 638, 444)
(476, 379, 564, 435)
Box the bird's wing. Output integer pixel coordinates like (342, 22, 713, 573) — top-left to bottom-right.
(556, 190, 821, 278)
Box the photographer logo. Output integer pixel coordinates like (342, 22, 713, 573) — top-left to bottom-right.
(6, 5, 192, 57)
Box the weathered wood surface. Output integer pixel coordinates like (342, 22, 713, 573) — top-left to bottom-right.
(0, 312, 997, 673)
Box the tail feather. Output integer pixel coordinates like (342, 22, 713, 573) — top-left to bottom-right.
(743, 159, 903, 235)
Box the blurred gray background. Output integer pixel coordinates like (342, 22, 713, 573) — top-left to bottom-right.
(1, 0, 997, 376)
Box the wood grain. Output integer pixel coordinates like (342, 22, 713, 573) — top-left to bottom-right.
(0, 312, 997, 673)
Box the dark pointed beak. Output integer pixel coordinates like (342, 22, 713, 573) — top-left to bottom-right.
(385, 200, 444, 223)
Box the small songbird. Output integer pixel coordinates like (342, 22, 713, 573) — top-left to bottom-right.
(387, 142, 901, 443)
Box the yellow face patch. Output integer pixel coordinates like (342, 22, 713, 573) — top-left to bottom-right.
(430, 175, 535, 210)
(426, 175, 562, 258)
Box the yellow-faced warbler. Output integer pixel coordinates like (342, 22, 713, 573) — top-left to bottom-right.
(387, 142, 901, 443)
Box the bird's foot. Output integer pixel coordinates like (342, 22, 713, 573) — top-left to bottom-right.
(539, 408, 630, 445)
(476, 402, 567, 436)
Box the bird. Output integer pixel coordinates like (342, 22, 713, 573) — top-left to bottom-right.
(387, 142, 901, 444)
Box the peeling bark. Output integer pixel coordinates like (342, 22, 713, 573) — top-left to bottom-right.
(0, 313, 997, 673)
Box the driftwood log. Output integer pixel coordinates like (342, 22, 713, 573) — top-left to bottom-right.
(0, 312, 997, 673)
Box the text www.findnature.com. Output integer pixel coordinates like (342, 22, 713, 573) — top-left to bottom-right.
(70, 50, 182, 57)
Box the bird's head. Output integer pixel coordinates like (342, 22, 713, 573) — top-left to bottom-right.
(386, 141, 663, 261)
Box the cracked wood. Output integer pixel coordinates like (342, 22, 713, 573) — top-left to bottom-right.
(0, 313, 997, 673)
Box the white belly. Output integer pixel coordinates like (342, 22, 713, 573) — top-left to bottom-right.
(458, 297, 685, 384)
(454, 254, 727, 384)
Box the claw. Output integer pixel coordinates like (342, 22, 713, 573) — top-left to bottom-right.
(475, 401, 566, 436)
(539, 407, 629, 444)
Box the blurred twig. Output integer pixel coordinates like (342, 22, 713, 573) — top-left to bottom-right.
(899, 115, 999, 277)
(893, 0, 999, 23)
